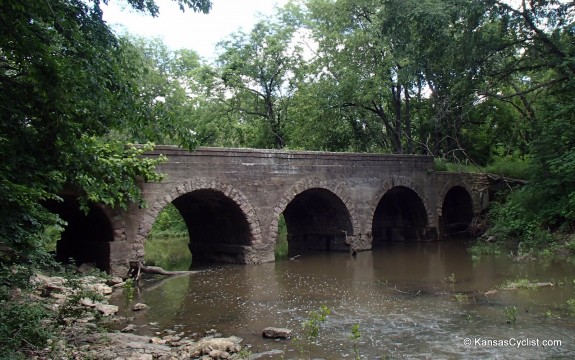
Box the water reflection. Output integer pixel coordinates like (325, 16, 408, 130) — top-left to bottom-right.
(117, 240, 575, 359)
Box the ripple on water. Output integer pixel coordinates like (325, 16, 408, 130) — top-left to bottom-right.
(114, 242, 575, 358)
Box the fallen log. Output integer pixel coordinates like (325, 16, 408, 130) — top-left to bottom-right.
(128, 261, 197, 282)
(140, 265, 198, 276)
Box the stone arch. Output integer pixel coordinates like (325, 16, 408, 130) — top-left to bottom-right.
(135, 179, 261, 263)
(269, 178, 359, 252)
(368, 176, 434, 243)
(44, 195, 114, 272)
(437, 181, 478, 217)
(438, 183, 475, 236)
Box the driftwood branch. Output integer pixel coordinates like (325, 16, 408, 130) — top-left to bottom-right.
(128, 261, 198, 282)
(486, 173, 528, 186)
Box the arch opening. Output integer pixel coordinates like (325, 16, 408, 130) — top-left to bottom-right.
(441, 186, 474, 237)
(282, 188, 353, 255)
(171, 189, 253, 265)
(44, 196, 112, 272)
(145, 203, 191, 270)
(372, 186, 429, 245)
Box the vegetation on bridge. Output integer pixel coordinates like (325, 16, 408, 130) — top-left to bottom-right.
(0, 0, 574, 356)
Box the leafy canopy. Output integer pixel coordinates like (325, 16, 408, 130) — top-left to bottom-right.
(0, 0, 210, 261)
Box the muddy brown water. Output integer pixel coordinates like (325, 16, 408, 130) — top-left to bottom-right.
(114, 240, 575, 359)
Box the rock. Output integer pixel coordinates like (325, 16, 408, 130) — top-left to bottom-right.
(187, 337, 242, 358)
(149, 337, 167, 344)
(132, 303, 149, 311)
(121, 324, 136, 333)
(127, 354, 153, 360)
(95, 303, 118, 316)
(78, 315, 95, 323)
(31, 273, 67, 288)
(262, 327, 292, 339)
(484, 289, 498, 296)
(162, 335, 181, 344)
(107, 277, 124, 286)
(84, 283, 113, 295)
(205, 329, 219, 337)
(208, 349, 230, 359)
(77, 263, 97, 274)
(80, 297, 96, 307)
(31, 274, 67, 295)
(50, 292, 67, 304)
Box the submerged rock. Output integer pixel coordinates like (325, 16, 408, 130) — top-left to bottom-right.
(262, 327, 292, 339)
(132, 302, 149, 311)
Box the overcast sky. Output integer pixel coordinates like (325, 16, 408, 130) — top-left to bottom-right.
(103, 0, 289, 61)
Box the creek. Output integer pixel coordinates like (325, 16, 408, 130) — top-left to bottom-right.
(115, 240, 575, 359)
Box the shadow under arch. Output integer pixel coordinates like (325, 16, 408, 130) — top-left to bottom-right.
(44, 195, 113, 272)
(138, 180, 261, 265)
(440, 185, 474, 236)
(369, 177, 434, 245)
(270, 179, 358, 255)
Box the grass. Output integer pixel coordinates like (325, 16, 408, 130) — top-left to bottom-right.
(434, 155, 531, 180)
(485, 156, 531, 180)
(499, 278, 541, 290)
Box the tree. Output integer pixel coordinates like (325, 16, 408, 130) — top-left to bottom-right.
(489, 1, 575, 228)
(0, 0, 211, 260)
(291, 0, 498, 156)
(213, 19, 307, 149)
(116, 36, 203, 148)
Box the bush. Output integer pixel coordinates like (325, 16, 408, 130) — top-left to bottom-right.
(0, 266, 52, 359)
(485, 155, 531, 180)
(487, 188, 556, 254)
(0, 301, 52, 359)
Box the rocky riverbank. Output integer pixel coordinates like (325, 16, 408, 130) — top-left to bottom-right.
(22, 272, 250, 359)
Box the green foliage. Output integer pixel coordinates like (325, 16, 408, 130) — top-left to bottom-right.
(300, 305, 331, 359)
(236, 348, 253, 359)
(0, 300, 52, 359)
(487, 189, 557, 254)
(0, 0, 213, 354)
(445, 273, 457, 284)
(349, 323, 361, 360)
(434, 154, 530, 180)
(144, 236, 192, 271)
(485, 155, 532, 180)
(115, 36, 203, 149)
(433, 158, 449, 171)
(0, 0, 188, 263)
(57, 289, 104, 325)
(148, 203, 188, 238)
(0, 266, 51, 359)
(123, 278, 136, 314)
(499, 279, 540, 290)
(275, 215, 289, 259)
(567, 299, 575, 317)
(145, 203, 191, 270)
(454, 293, 469, 303)
(214, 18, 308, 149)
(504, 306, 518, 324)
(468, 241, 502, 257)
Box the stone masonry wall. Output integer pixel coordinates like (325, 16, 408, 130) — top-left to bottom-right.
(106, 147, 485, 276)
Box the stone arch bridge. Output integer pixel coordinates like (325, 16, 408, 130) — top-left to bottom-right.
(50, 147, 490, 276)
